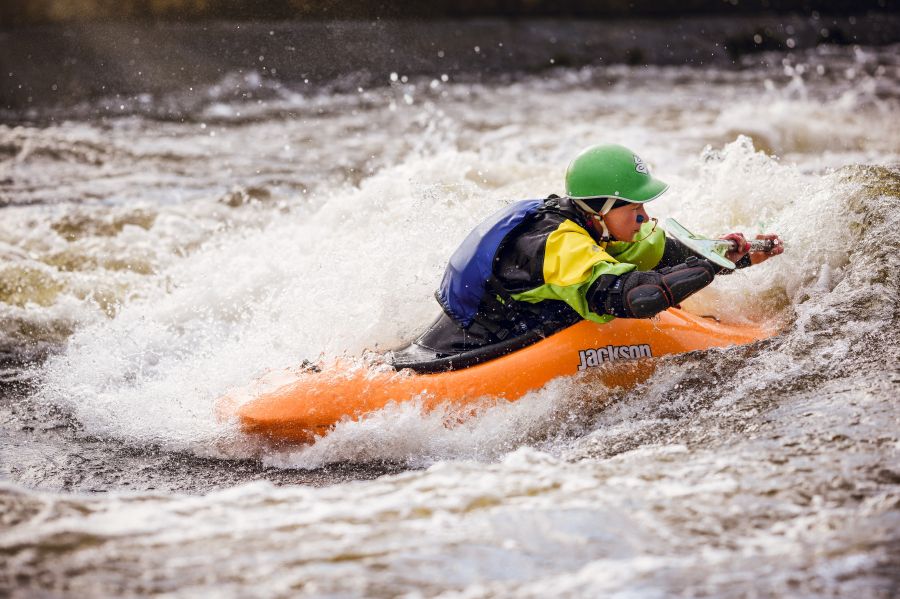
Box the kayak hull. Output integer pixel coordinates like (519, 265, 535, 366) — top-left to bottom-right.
(228, 309, 775, 443)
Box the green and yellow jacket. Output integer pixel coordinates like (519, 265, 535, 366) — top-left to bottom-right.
(493, 196, 669, 326)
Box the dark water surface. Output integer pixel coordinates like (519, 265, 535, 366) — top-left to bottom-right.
(4, 14, 899, 117)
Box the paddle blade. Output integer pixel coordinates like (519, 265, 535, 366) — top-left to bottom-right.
(663, 217, 736, 270)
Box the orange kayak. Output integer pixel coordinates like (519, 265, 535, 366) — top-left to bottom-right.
(225, 309, 775, 444)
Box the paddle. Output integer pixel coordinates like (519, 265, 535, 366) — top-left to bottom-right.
(664, 217, 777, 270)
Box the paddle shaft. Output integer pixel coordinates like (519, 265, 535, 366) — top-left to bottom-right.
(716, 238, 777, 253)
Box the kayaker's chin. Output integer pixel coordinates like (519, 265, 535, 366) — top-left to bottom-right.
(608, 225, 641, 242)
(607, 231, 637, 242)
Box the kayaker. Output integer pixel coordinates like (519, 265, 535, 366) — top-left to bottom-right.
(393, 144, 783, 365)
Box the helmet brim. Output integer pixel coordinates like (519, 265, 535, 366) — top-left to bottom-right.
(570, 176, 668, 204)
(626, 176, 668, 203)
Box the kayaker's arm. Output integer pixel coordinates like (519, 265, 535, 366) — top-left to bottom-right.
(498, 215, 717, 324)
(587, 257, 717, 318)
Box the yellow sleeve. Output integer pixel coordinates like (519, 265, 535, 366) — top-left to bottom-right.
(510, 219, 637, 323)
(542, 219, 618, 286)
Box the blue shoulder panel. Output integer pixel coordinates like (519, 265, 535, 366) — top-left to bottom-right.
(436, 199, 544, 328)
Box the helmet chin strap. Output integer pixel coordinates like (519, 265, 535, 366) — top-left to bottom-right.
(573, 197, 618, 242)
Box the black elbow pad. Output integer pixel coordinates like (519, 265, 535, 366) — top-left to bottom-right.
(624, 279, 672, 318)
(657, 257, 717, 306)
(588, 257, 716, 319)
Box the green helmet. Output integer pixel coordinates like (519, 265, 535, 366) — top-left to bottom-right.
(565, 144, 668, 206)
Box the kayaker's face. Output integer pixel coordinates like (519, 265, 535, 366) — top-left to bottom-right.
(604, 203, 651, 242)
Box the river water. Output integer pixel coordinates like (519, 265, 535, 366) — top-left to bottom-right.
(1, 23, 899, 597)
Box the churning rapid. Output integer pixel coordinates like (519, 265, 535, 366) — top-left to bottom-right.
(1, 34, 899, 596)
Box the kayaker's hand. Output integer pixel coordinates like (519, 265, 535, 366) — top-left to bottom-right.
(720, 232, 750, 264)
(749, 233, 784, 265)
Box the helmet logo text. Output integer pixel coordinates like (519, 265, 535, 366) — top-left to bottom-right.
(633, 155, 649, 175)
